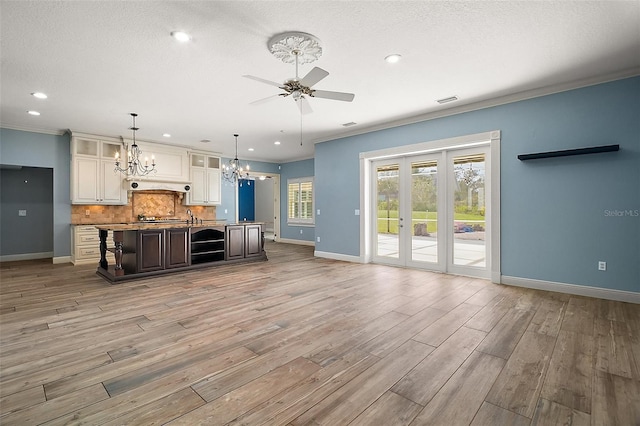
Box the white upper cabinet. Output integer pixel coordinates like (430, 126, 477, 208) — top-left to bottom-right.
(185, 153, 221, 205)
(71, 135, 127, 205)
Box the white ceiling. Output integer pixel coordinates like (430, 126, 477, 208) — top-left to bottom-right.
(1, 1, 639, 163)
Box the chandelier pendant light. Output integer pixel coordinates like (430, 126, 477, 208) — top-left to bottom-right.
(114, 113, 157, 177)
(222, 134, 250, 185)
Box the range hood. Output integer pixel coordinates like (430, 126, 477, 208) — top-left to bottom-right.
(125, 178, 191, 193)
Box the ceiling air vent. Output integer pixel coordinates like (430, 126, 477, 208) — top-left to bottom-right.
(436, 95, 458, 104)
(342, 121, 357, 127)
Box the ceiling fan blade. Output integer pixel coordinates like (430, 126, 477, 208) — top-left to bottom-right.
(242, 75, 283, 88)
(311, 90, 355, 102)
(249, 94, 281, 105)
(297, 97, 313, 115)
(299, 67, 329, 87)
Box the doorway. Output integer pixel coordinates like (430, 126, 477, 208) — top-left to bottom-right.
(364, 131, 500, 280)
(236, 173, 280, 241)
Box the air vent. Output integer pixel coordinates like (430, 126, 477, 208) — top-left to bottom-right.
(436, 96, 458, 104)
(342, 121, 357, 127)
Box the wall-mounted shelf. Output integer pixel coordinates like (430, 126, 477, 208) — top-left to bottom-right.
(517, 144, 619, 161)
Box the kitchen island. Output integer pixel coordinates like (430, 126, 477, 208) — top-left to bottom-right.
(95, 221, 266, 283)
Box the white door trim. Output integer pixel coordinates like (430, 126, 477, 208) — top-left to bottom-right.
(235, 171, 281, 241)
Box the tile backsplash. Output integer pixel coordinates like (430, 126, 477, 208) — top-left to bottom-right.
(71, 191, 216, 224)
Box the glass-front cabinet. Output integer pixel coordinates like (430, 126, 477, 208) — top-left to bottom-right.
(185, 152, 221, 205)
(71, 134, 127, 205)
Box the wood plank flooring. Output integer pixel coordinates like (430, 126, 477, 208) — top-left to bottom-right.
(1, 242, 639, 425)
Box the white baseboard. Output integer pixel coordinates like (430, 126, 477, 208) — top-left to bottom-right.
(54, 256, 72, 264)
(0, 251, 54, 262)
(314, 250, 363, 263)
(501, 275, 640, 304)
(277, 238, 315, 246)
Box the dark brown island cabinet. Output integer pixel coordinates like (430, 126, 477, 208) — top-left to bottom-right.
(96, 222, 266, 283)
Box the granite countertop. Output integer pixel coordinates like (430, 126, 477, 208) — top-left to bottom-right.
(94, 221, 263, 231)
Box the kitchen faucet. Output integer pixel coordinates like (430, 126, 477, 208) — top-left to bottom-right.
(186, 209, 193, 224)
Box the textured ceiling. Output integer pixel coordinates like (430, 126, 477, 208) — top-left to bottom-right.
(1, 1, 639, 163)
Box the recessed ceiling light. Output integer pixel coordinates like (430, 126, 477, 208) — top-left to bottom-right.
(31, 92, 47, 99)
(342, 121, 357, 127)
(171, 31, 191, 42)
(385, 54, 402, 63)
(248, 148, 254, 152)
(200, 139, 211, 143)
(274, 141, 281, 145)
(27, 110, 40, 116)
(162, 133, 171, 138)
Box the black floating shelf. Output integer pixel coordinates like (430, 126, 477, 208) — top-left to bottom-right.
(518, 144, 619, 161)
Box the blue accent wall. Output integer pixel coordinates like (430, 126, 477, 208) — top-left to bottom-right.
(0, 128, 71, 258)
(280, 158, 315, 242)
(238, 179, 255, 221)
(315, 77, 640, 292)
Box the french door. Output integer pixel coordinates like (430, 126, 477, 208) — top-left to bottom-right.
(372, 146, 491, 278)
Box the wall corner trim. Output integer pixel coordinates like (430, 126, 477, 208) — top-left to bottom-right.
(501, 275, 639, 304)
(314, 250, 364, 263)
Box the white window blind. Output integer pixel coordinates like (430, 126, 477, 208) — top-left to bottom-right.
(287, 178, 314, 225)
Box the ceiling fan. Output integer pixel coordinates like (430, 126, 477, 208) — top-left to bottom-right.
(243, 32, 355, 115)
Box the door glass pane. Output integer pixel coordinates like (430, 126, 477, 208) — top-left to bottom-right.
(376, 164, 399, 259)
(411, 159, 438, 263)
(453, 153, 486, 267)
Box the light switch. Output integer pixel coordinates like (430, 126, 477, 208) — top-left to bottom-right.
(18, 209, 27, 216)
(354, 209, 360, 216)
(317, 209, 320, 215)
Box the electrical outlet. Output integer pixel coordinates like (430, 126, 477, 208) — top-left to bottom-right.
(18, 209, 27, 217)
(300, 229, 303, 234)
(317, 209, 320, 215)
(85, 210, 90, 216)
(316, 237, 320, 242)
(598, 261, 606, 271)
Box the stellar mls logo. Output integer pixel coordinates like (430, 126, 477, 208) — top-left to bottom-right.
(604, 209, 639, 217)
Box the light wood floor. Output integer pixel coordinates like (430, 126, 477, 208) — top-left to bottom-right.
(1, 242, 638, 425)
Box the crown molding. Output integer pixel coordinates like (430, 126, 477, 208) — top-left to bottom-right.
(314, 67, 640, 145)
(0, 123, 67, 136)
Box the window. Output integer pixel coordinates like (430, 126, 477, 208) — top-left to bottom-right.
(287, 177, 314, 225)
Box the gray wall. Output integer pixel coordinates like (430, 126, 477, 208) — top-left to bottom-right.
(0, 167, 54, 256)
(0, 129, 71, 258)
(315, 76, 640, 292)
